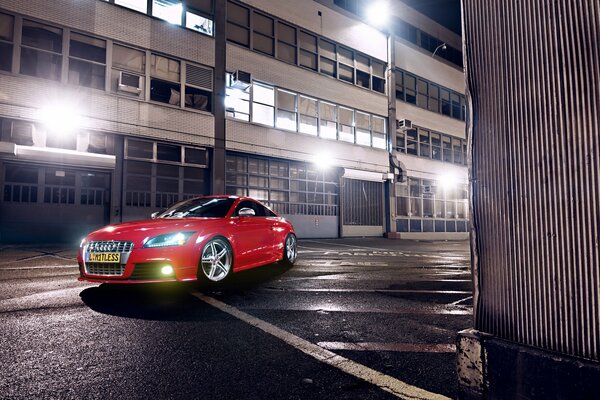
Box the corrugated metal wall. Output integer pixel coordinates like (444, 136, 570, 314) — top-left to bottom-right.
(464, 0, 600, 361)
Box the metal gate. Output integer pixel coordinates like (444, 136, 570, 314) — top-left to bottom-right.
(341, 178, 384, 237)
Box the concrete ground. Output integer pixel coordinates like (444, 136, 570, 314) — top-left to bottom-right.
(0, 238, 471, 399)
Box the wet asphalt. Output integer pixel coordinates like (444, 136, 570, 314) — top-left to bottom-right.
(0, 238, 472, 399)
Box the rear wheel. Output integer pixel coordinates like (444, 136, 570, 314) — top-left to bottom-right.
(200, 237, 233, 282)
(281, 233, 297, 266)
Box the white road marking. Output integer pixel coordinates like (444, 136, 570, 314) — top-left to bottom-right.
(260, 288, 471, 295)
(192, 292, 449, 400)
(317, 342, 456, 353)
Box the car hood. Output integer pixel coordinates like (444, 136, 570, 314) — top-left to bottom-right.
(85, 218, 220, 243)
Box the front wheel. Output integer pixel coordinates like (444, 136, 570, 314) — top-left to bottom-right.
(199, 237, 233, 282)
(281, 233, 297, 266)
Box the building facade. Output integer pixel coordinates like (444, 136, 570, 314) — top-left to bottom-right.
(0, 0, 466, 243)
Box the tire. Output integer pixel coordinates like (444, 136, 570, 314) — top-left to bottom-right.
(199, 237, 233, 282)
(281, 233, 297, 266)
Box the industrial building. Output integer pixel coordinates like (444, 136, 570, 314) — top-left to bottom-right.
(0, 0, 466, 243)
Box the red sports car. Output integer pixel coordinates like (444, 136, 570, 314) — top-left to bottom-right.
(77, 196, 297, 283)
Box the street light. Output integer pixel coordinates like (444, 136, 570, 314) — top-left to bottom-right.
(432, 43, 447, 57)
(365, 1, 390, 28)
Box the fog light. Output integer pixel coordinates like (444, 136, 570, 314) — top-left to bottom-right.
(161, 265, 174, 275)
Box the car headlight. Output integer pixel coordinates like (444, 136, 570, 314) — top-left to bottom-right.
(143, 232, 195, 248)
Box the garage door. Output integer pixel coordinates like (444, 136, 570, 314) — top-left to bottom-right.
(0, 162, 110, 243)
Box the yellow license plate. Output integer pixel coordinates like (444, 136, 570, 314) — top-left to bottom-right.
(88, 252, 121, 263)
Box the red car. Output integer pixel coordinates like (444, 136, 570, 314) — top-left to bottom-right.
(77, 196, 297, 284)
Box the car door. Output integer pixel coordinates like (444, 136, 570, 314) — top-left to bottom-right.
(231, 200, 274, 267)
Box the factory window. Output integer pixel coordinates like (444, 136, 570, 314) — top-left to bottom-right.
(150, 54, 181, 105)
(227, 1, 250, 46)
(184, 0, 213, 35)
(372, 116, 387, 149)
(185, 63, 213, 112)
(252, 11, 274, 56)
(0, 13, 14, 72)
(152, 0, 183, 25)
(338, 107, 354, 143)
(397, 126, 467, 165)
(3, 165, 38, 203)
(44, 169, 76, 205)
(251, 83, 275, 126)
(115, 0, 148, 13)
(299, 31, 318, 71)
(355, 111, 371, 146)
(225, 74, 250, 121)
(319, 39, 336, 78)
(275, 89, 297, 131)
(20, 20, 63, 81)
(276, 21, 296, 64)
(68, 32, 106, 90)
(356, 53, 370, 89)
(338, 46, 354, 84)
(396, 68, 466, 121)
(298, 95, 318, 136)
(319, 102, 337, 140)
(372, 60, 385, 93)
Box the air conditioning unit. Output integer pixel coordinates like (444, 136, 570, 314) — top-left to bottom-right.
(118, 71, 142, 94)
(396, 118, 412, 131)
(231, 70, 251, 90)
(422, 185, 433, 194)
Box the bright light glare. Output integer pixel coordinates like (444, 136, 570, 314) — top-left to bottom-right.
(38, 103, 83, 134)
(365, 2, 390, 27)
(161, 265, 174, 275)
(312, 152, 333, 169)
(440, 173, 459, 191)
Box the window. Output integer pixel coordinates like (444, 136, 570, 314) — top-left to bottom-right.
(319, 102, 337, 140)
(150, 54, 181, 105)
(406, 129, 417, 156)
(185, 63, 212, 112)
(253, 12, 274, 56)
(184, 0, 213, 35)
(338, 107, 354, 143)
(418, 128, 430, 157)
(442, 135, 452, 162)
(276, 22, 296, 64)
(372, 116, 386, 149)
(251, 83, 274, 126)
(185, 147, 208, 166)
(152, 0, 183, 25)
(428, 84, 440, 112)
(355, 111, 371, 146)
(0, 13, 14, 72)
(276, 89, 297, 131)
(417, 79, 428, 108)
(157, 143, 182, 162)
(338, 46, 354, 84)
(431, 132, 442, 160)
(115, 0, 148, 13)
(127, 139, 154, 159)
(404, 73, 416, 104)
(356, 53, 370, 89)
(298, 95, 318, 135)
(20, 20, 62, 81)
(111, 43, 145, 97)
(372, 60, 385, 93)
(225, 73, 250, 121)
(87, 132, 110, 154)
(3, 165, 38, 203)
(396, 130, 405, 153)
(441, 88, 451, 116)
(227, 1, 250, 47)
(299, 31, 317, 71)
(452, 137, 463, 164)
(68, 33, 106, 90)
(319, 39, 336, 78)
(44, 169, 75, 205)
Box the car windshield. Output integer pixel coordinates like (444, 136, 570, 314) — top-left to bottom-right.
(156, 197, 236, 218)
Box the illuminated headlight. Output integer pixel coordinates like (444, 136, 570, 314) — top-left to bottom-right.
(143, 232, 195, 248)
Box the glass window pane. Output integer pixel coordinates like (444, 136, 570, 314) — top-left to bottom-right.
(0, 13, 14, 41)
(277, 22, 296, 44)
(277, 42, 296, 64)
(151, 54, 180, 81)
(319, 120, 336, 140)
(253, 32, 274, 55)
(113, 44, 145, 73)
(68, 59, 105, 89)
(253, 83, 274, 106)
(319, 102, 336, 121)
(298, 96, 317, 116)
(227, 23, 249, 46)
(127, 139, 153, 159)
(228, 1, 249, 26)
(70, 33, 106, 63)
(319, 39, 335, 59)
(276, 109, 297, 131)
(0, 42, 12, 72)
(356, 53, 369, 71)
(185, 0, 212, 14)
(338, 107, 353, 125)
(299, 115, 317, 135)
(22, 20, 62, 53)
(115, 0, 148, 13)
(356, 129, 371, 146)
(252, 102, 274, 125)
(372, 60, 385, 77)
(186, 12, 214, 35)
(157, 143, 181, 162)
(355, 111, 370, 130)
(185, 147, 207, 165)
(339, 64, 353, 83)
(20, 48, 62, 80)
(372, 132, 386, 149)
(320, 57, 336, 77)
(277, 89, 296, 112)
(253, 12, 273, 36)
(338, 46, 353, 64)
(372, 116, 385, 133)
(299, 31, 317, 52)
(299, 49, 317, 70)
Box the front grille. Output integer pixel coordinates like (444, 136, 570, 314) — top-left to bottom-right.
(87, 241, 134, 253)
(130, 263, 172, 280)
(85, 262, 126, 276)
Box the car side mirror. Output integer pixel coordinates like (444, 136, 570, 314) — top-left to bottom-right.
(238, 207, 255, 217)
(151, 212, 159, 219)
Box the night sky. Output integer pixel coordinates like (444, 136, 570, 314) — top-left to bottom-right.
(399, 0, 462, 35)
